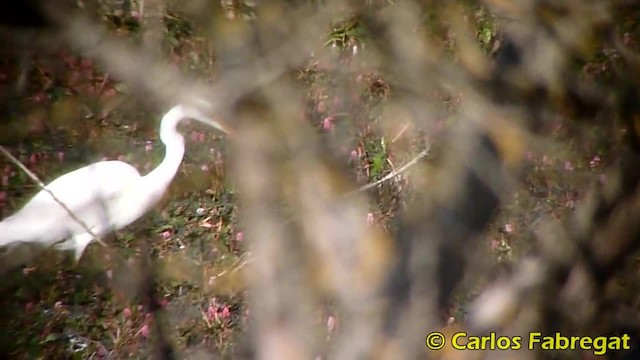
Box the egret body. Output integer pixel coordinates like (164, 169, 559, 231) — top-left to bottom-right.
(0, 104, 228, 260)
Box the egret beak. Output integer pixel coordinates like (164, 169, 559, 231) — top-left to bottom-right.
(183, 99, 234, 136)
(194, 116, 234, 136)
(184, 107, 234, 136)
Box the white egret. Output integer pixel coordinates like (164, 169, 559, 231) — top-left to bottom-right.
(0, 103, 230, 261)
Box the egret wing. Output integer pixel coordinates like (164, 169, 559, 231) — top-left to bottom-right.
(0, 161, 142, 245)
(38, 161, 142, 202)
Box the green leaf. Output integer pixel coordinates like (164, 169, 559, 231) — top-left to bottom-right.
(114, 83, 128, 94)
(42, 333, 59, 343)
(371, 152, 386, 177)
(480, 27, 492, 45)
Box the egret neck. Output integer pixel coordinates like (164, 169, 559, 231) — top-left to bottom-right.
(138, 105, 187, 205)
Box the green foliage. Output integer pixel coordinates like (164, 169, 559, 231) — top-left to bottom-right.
(474, 6, 497, 53)
(326, 18, 368, 49)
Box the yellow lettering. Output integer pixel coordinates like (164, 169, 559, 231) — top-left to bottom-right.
(481, 335, 491, 350)
(469, 336, 482, 350)
(570, 336, 579, 349)
(541, 336, 554, 350)
(622, 334, 631, 350)
(592, 337, 607, 356)
(451, 333, 467, 350)
(523, 333, 632, 355)
(555, 333, 569, 350)
(580, 337, 592, 349)
(529, 332, 541, 350)
(511, 336, 522, 350)
(496, 337, 510, 350)
(607, 337, 620, 350)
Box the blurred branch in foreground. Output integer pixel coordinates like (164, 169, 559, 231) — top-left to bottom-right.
(1, 0, 640, 359)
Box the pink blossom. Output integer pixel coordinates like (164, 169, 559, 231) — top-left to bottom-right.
(145, 141, 153, 152)
(235, 232, 244, 242)
(366, 213, 375, 226)
(102, 88, 117, 99)
(221, 306, 231, 320)
(122, 307, 132, 319)
(197, 132, 206, 143)
(33, 92, 46, 103)
(565, 200, 575, 209)
(490, 238, 500, 251)
(589, 156, 601, 169)
(160, 298, 169, 308)
(54, 301, 63, 309)
(322, 117, 334, 131)
(564, 161, 574, 171)
(190, 132, 199, 142)
(207, 306, 217, 321)
(139, 324, 150, 338)
(96, 344, 109, 357)
(327, 316, 336, 332)
(350, 150, 359, 161)
(504, 224, 513, 233)
(201, 164, 209, 172)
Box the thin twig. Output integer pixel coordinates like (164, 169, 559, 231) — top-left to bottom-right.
(390, 122, 411, 144)
(208, 252, 254, 284)
(0, 146, 106, 247)
(346, 143, 432, 196)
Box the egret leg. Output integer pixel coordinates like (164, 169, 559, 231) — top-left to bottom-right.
(72, 233, 95, 261)
(53, 233, 95, 261)
(53, 238, 76, 251)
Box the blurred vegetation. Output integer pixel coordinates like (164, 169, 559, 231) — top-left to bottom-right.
(0, 0, 639, 359)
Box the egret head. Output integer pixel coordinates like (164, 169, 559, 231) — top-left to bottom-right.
(159, 104, 232, 145)
(182, 105, 233, 136)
